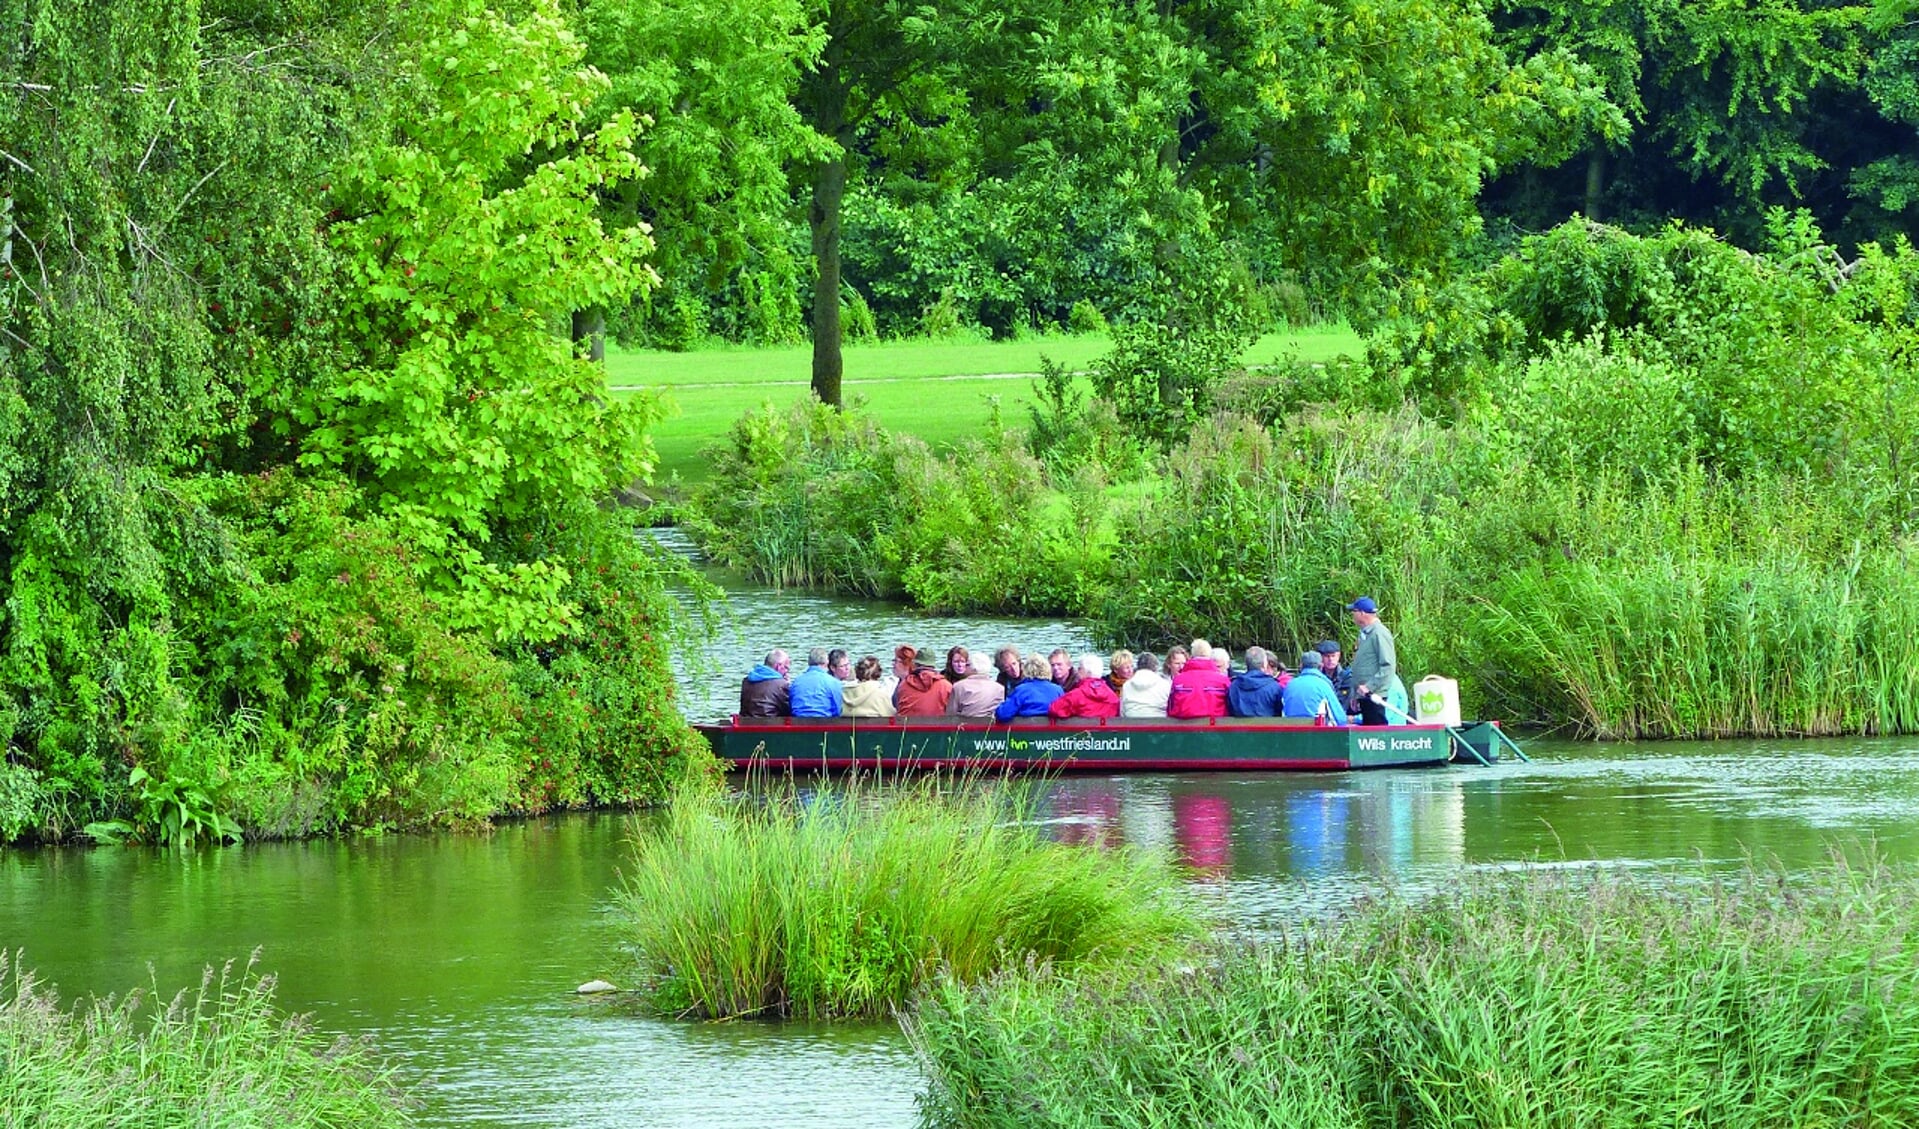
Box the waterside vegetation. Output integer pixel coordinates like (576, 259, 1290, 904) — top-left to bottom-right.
(0, 952, 411, 1128)
(0, 4, 709, 847)
(615, 775, 1203, 1019)
(685, 218, 1919, 740)
(912, 853, 1919, 1128)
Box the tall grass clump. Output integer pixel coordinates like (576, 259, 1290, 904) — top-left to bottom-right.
(909, 856, 1919, 1129)
(913, 852, 1919, 1128)
(0, 951, 411, 1128)
(615, 775, 1202, 1020)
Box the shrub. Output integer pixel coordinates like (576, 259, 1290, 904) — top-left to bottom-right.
(914, 853, 1919, 1129)
(841, 286, 879, 343)
(686, 399, 1109, 616)
(0, 951, 410, 1128)
(1066, 299, 1107, 335)
(616, 775, 1202, 1020)
(1092, 320, 1253, 450)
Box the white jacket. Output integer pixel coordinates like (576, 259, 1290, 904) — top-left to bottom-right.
(1119, 669, 1171, 717)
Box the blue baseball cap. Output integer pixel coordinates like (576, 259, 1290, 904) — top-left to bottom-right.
(1346, 596, 1377, 614)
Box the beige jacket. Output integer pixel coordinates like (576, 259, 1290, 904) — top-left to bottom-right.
(947, 671, 1007, 717)
(843, 680, 896, 718)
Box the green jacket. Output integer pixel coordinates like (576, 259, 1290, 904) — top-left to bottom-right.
(1351, 621, 1405, 700)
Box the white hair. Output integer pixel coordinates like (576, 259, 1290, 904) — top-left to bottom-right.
(1190, 639, 1213, 660)
(1076, 653, 1104, 679)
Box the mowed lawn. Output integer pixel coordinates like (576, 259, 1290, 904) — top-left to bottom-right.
(613, 326, 1360, 482)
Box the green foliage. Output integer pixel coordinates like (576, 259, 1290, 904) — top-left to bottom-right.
(1098, 401, 1919, 737)
(0, 761, 39, 844)
(1025, 359, 1147, 482)
(578, 0, 825, 345)
(688, 398, 1112, 615)
(1, 952, 411, 1128)
(1067, 300, 1108, 335)
(0, 2, 702, 845)
(299, 1, 658, 640)
(914, 852, 1919, 1128)
(1091, 321, 1254, 451)
(616, 775, 1202, 1020)
(841, 287, 879, 343)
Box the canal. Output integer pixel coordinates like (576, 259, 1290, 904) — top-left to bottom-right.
(5, 566, 1919, 1127)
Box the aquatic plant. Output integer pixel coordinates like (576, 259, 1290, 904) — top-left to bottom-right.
(0, 951, 410, 1128)
(912, 851, 1919, 1128)
(614, 774, 1203, 1020)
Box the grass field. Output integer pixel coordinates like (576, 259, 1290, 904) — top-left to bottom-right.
(613, 326, 1361, 482)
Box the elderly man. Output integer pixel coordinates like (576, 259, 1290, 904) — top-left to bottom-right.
(1316, 639, 1353, 712)
(1282, 650, 1349, 725)
(1050, 654, 1120, 718)
(739, 649, 792, 717)
(1227, 645, 1284, 717)
(789, 647, 845, 718)
(1347, 596, 1406, 726)
(948, 648, 1008, 717)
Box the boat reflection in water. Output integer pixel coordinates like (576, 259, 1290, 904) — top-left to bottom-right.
(1035, 772, 1468, 887)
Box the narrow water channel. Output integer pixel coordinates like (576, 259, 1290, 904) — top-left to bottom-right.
(5, 561, 1919, 1127)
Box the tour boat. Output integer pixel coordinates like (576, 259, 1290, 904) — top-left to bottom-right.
(697, 714, 1523, 773)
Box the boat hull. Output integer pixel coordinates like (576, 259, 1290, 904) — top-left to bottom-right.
(698, 716, 1506, 772)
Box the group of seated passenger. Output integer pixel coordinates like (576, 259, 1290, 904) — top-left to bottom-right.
(738, 638, 1360, 724)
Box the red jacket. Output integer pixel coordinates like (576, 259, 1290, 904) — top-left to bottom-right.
(1048, 677, 1120, 719)
(1167, 657, 1230, 718)
(895, 667, 953, 716)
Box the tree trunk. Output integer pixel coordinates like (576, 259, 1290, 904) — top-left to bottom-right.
(1584, 149, 1607, 223)
(571, 307, 605, 364)
(809, 152, 847, 408)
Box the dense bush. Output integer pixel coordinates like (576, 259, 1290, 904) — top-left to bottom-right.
(914, 854, 1919, 1128)
(0, 3, 706, 843)
(686, 399, 1112, 615)
(1, 952, 410, 1127)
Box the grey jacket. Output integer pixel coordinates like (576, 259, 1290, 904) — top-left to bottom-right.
(1351, 621, 1404, 698)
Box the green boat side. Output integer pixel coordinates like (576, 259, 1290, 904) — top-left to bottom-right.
(697, 716, 1510, 773)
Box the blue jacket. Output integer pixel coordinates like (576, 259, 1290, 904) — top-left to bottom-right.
(789, 664, 844, 718)
(995, 679, 1063, 721)
(1281, 667, 1349, 725)
(1227, 669, 1284, 717)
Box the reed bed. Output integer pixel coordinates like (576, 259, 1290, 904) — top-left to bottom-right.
(615, 775, 1203, 1020)
(0, 951, 410, 1128)
(912, 853, 1919, 1128)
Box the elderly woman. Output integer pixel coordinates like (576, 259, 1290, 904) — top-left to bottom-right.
(995, 654, 1064, 721)
(843, 656, 897, 718)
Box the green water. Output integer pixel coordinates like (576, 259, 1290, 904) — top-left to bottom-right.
(7, 566, 1919, 1126)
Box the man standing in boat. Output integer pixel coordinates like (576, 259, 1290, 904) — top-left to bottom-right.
(1347, 597, 1406, 726)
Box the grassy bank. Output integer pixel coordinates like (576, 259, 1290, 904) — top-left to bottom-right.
(612, 327, 1359, 482)
(1, 952, 410, 1128)
(615, 776, 1202, 1020)
(912, 854, 1919, 1128)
